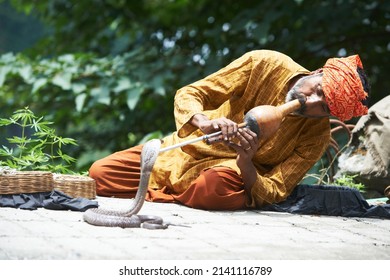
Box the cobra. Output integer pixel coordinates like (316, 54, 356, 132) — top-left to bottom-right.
(83, 139, 167, 229)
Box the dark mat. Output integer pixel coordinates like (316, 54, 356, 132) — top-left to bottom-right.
(0, 190, 98, 211)
(261, 184, 390, 219)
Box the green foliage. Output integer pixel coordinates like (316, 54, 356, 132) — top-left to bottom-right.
(303, 166, 366, 192)
(0, 107, 77, 173)
(333, 174, 366, 193)
(6, 0, 388, 103)
(0, 50, 176, 171)
(1, 0, 389, 173)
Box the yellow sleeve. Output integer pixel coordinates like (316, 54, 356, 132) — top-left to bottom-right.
(173, 53, 253, 137)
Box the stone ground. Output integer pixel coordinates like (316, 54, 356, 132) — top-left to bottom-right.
(0, 196, 389, 260)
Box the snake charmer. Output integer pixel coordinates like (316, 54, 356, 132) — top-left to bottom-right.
(89, 50, 370, 210)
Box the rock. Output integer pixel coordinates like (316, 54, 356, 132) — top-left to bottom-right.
(336, 96, 390, 193)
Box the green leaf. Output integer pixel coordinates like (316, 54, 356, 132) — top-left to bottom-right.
(57, 150, 76, 164)
(31, 120, 53, 133)
(0, 53, 15, 64)
(150, 75, 166, 96)
(154, 86, 166, 96)
(0, 66, 11, 87)
(30, 116, 44, 132)
(58, 54, 75, 64)
(52, 72, 72, 90)
(32, 78, 48, 93)
(0, 118, 14, 126)
(18, 65, 33, 83)
(59, 137, 78, 146)
(23, 151, 49, 164)
(114, 77, 132, 93)
(72, 83, 87, 94)
(0, 146, 14, 157)
(11, 107, 35, 124)
(126, 86, 143, 110)
(7, 136, 27, 145)
(4, 160, 19, 170)
(91, 86, 111, 105)
(75, 93, 87, 112)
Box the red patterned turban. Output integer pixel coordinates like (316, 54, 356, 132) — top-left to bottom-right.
(322, 55, 369, 121)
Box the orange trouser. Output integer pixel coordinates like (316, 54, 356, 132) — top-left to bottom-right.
(89, 145, 246, 210)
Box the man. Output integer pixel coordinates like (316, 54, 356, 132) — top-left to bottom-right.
(89, 50, 370, 210)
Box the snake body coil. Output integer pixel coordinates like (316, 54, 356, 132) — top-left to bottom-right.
(83, 139, 167, 229)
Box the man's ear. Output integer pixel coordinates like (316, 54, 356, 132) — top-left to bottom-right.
(310, 69, 323, 75)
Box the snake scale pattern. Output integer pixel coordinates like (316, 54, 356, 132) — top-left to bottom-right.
(83, 139, 167, 229)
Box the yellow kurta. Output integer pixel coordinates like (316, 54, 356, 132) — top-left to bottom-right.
(149, 50, 330, 208)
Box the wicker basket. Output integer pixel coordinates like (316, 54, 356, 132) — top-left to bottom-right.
(53, 174, 96, 199)
(0, 171, 54, 194)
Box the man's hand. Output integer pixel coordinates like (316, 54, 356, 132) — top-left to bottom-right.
(228, 127, 259, 191)
(228, 128, 259, 164)
(191, 114, 238, 141)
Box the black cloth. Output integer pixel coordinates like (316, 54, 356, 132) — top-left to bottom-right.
(0, 190, 98, 211)
(261, 184, 390, 219)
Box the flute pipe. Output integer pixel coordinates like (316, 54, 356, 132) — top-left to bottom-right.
(204, 122, 248, 144)
(159, 122, 247, 153)
(158, 132, 216, 153)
